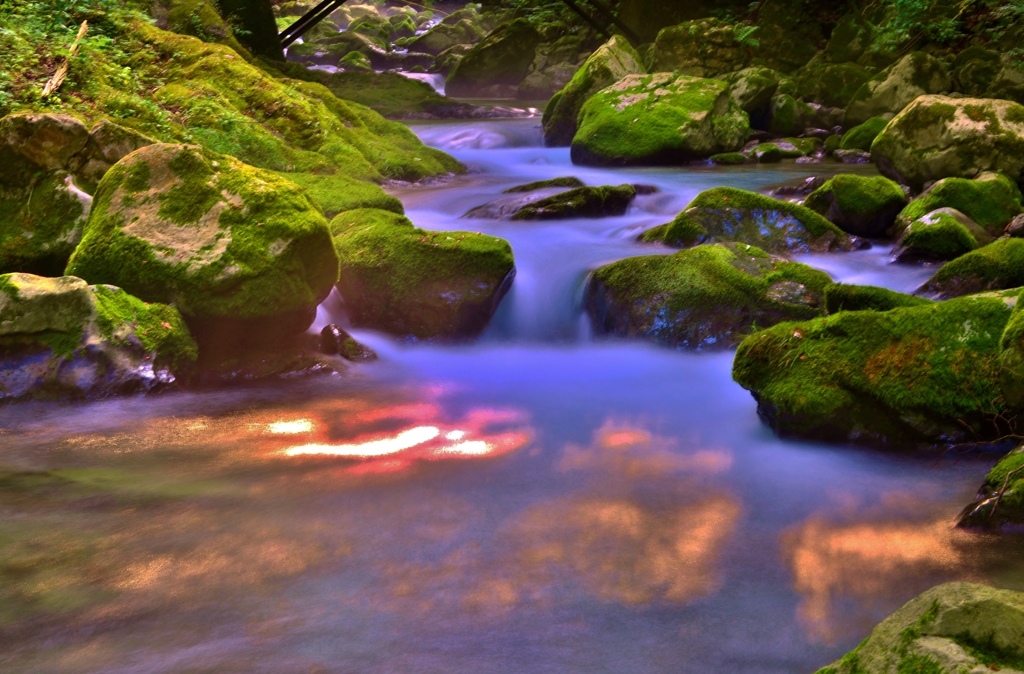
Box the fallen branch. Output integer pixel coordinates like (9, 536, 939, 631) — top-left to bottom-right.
(41, 20, 88, 98)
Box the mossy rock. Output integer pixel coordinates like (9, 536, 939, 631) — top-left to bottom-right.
(339, 51, 373, 72)
(503, 177, 585, 193)
(0, 171, 91, 277)
(289, 30, 388, 64)
(872, 96, 1024, 192)
(958, 446, 1024, 531)
(733, 290, 1020, 447)
(331, 208, 515, 341)
(839, 116, 888, 152)
(817, 583, 1024, 673)
(711, 152, 750, 165)
(803, 174, 907, 238)
(644, 18, 751, 77)
(824, 283, 932, 315)
(998, 298, 1024, 412)
(585, 242, 832, 350)
(510, 185, 636, 221)
(641, 187, 859, 254)
(0, 113, 89, 188)
(542, 36, 646, 147)
(767, 94, 814, 138)
(271, 171, 404, 218)
(845, 51, 951, 127)
(897, 172, 1023, 237)
(795, 62, 873, 109)
(823, 13, 875, 64)
(892, 208, 984, 263)
(0, 273, 196, 400)
(921, 238, 1024, 300)
(719, 67, 784, 129)
(65, 144, 339, 347)
(571, 73, 749, 167)
(445, 19, 543, 98)
(748, 138, 819, 162)
(69, 120, 157, 195)
(408, 19, 484, 56)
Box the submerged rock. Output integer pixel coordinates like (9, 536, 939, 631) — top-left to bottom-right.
(733, 290, 1020, 447)
(571, 73, 749, 166)
(872, 95, 1024, 191)
(510, 185, 636, 220)
(844, 51, 951, 127)
(920, 239, 1024, 299)
(892, 208, 989, 263)
(331, 208, 514, 341)
(816, 583, 1024, 673)
(319, 323, 376, 362)
(640, 187, 860, 254)
(585, 242, 831, 350)
(803, 174, 907, 238)
(542, 35, 646, 147)
(503, 177, 585, 193)
(0, 273, 196, 400)
(65, 143, 340, 348)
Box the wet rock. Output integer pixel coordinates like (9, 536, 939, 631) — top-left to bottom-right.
(542, 36, 646, 147)
(640, 187, 861, 254)
(586, 242, 831, 350)
(803, 174, 907, 238)
(330, 208, 514, 341)
(319, 323, 376, 362)
(823, 283, 932, 315)
(845, 51, 951, 127)
(833, 149, 871, 164)
(817, 583, 1024, 673)
(871, 96, 1024, 191)
(769, 176, 827, 198)
(510, 185, 637, 221)
(0, 273, 196, 400)
(920, 238, 1024, 299)
(734, 289, 1020, 447)
(503, 177, 585, 194)
(65, 144, 340, 349)
(839, 116, 889, 152)
(896, 172, 1023, 238)
(892, 208, 989, 263)
(445, 19, 543, 98)
(571, 73, 749, 166)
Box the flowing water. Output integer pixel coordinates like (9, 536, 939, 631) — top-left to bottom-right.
(3, 118, 1024, 674)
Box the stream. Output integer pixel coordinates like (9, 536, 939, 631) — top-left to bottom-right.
(3, 118, 1024, 674)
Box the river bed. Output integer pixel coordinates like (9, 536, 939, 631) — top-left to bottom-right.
(2, 118, 1021, 674)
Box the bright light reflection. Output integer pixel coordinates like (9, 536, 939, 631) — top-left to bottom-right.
(435, 440, 491, 456)
(267, 419, 313, 435)
(445, 430, 466, 441)
(283, 426, 440, 458)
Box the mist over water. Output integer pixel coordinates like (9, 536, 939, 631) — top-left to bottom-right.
(1, 119, 1013, 674)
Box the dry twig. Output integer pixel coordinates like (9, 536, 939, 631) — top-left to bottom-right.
(41, 20, 88, 98)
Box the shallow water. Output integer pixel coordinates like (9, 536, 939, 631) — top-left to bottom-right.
(1, 119, 1017, 674)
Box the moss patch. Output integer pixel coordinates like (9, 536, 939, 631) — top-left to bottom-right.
(921, 238, 1024, 299)
(510, 185, 636, 220)
(503, 177, 585, 193)
(804, 174, 907, 238)
(898, 173, 1023, 235)
(824, 284, 933, 315)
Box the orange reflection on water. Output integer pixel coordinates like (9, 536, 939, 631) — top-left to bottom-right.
(283, 425, 442, 457)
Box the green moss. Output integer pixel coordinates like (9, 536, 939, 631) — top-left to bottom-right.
(896, 210, 980, 261)
(806, 175, 906, 217)
(640, 212, 708, 248)
(36, 329, 84, 359)
(710, 152, 749, 165)
(0, 172, 88, 275)
(840, 116, 889, 152)
(898, 174, 1023, 234)
(923, 238, 1024, 299)
(339, 51, 373, 72)
(272, 171, 404, 217)
(733, 291, 1019, 445)
(330, 208, 515, 341)
(503, 177, 585, 193)
(510, 185, 636, 220)
(446, 18, 543, 97)
(586, 242, 832, 350)
(91, 285, 197, 370)
(824, 284, 933, 315)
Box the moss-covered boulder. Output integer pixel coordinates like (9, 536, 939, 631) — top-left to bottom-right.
(844, 51, 951, 127)
(720, 67, 784, 129)
(747, 138, 820, 162)
(803, 175, 907, 238)
(838, 116, 889, 152)
(896, 172, 1023, 237)
(503, 177, 585, 194)
(954, 50, 1024, 105)
(585, 242, 831, 350)
(542, 36, 645, 147)
(0, 273, 196, 400)
(795, 62, 873, 109)
(641, 187, 859, 254)
(733, 290, 1020, 447)
(445, 19, 543, 98)
(408, 19, 484, 56)
(330, 209, 515, 341)
(823, 283, 932, 315)
(817, 583, 1024, 673)
(872, 96, 1024, 191)
(766, 93, 816, 138)
(644, 18, 751, 77)
(0, 113, 89, 187)
(271, 171, 403, 218)
(920, 238, 1024, 300)
(822, 14, 875, 64)
(68, 120, 156, 195)
(892, 208, 987, 263)
(508, 185, 636, 220)
(957, 446, 1024, 530)
(571, 73, 749, 166)
(65, 144, 339, 346)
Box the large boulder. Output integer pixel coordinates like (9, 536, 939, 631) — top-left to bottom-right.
(585, 242, 831, 350)
(733, 290, 1019, 447)
(844, 51, 951, 127)
(69, 120, 156, 194)
(892, 208, 989, 263)
(330, 208, 515, 341)
(0, 273, 196, 400)
(896, 172, 1023, 237)
(542, 36, 646, 147)
(407, 19, 484, 56)
(803, 174, 907, 238)
(719, 67, 785, 129)
(640, 187, 860, 254)
(570, 73, 749, 166)
(872, 95, 1024, 191)
(0, 113, 89, 187)
(644, 18, 751, 77)
(795, 61, 873, 109)
(445, 19, 544, 98)
(920, 238, 1024, 299)
(65, 144, 339, 347)
(816, 583, 1024, 673)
